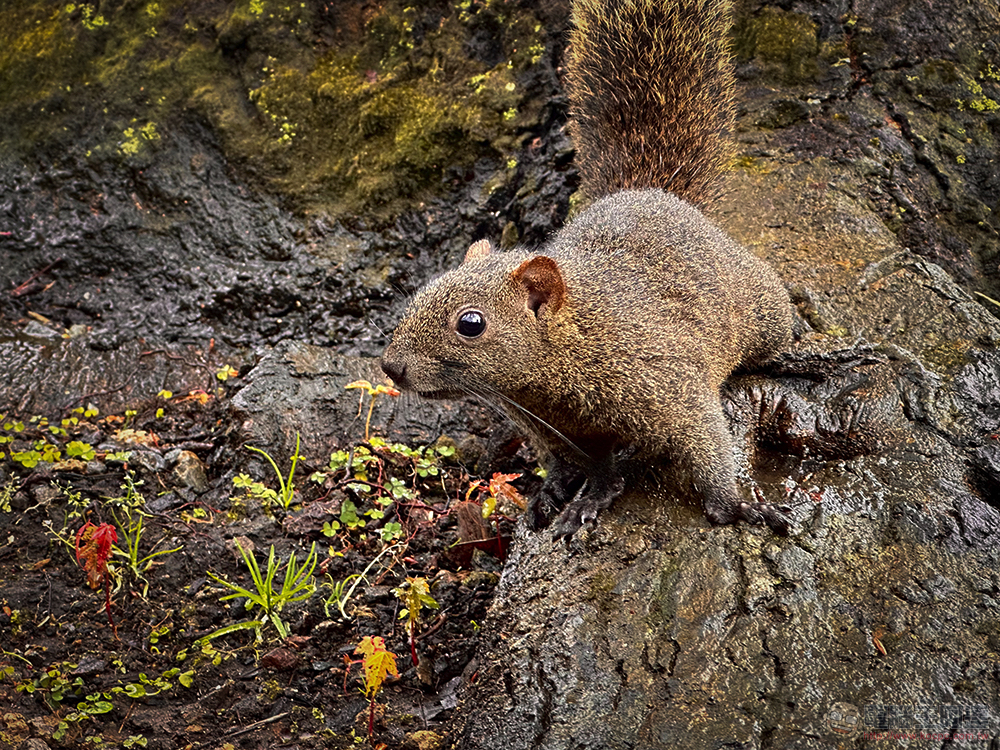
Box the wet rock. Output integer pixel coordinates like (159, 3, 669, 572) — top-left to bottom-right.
(173, 450, 209, 493)
(21, 320, 60, 339)
(261, 647, 300, 671)
(448, 0, 1000, 743)
(229, 339, 493, 462)
(147, 492, 184, 513)
(130, 450, 167, 474)
(0, 324, 218, 416)
(70, 656, 107, 677)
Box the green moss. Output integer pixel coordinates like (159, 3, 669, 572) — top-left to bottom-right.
(235, 2, 538, 217)
(259, 679, 282, 701)
(585, 571, 618, 611)
(734, 8, 820, 84)
(0, 3, 87, 107)
(959, 77, 999, 113)
(0, 0, 546, 218)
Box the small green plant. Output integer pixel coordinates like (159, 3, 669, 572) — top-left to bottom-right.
(56, 691, 114, 741)
(232, 473, 279, 510)
(323, 573, 361, 619)
(311, 437, 456, 544)
(111, 506, 183, 596)
(244, 432, 302, 510)
(105, 472, 182, 595)
(16, 660, 193, 742)
(176, 639, 231, 668)
(118, 668, 193, 697)
(16, 662, 84, 710)
(11, 449, 42, 468)
(379, 521, 404, 543)
(66, 441, 96, 461)
(97, 472, 181, 593)
(393, 577, 439, 666)
(54, 482, 90, 526)
(207, 541, 318, 639)
(148, 622, 171, 652)
(0, 474, 15, 512)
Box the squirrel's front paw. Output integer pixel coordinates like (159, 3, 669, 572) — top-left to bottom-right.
(738, 501, 793, 536)
(551, 499, 600, 540)
(550, 474, 625, 540)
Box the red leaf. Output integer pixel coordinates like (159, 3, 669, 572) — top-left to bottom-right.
(75, 522, 117, 589)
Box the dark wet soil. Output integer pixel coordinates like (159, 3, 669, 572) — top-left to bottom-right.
(0, 388, 515, 749)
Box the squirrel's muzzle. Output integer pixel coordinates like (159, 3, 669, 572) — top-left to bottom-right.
(380, 356, 407, 389)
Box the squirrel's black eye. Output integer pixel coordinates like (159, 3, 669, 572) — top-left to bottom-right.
(456, 310, 486, 338)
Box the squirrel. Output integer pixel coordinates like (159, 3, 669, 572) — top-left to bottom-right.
(380, 0, 794, 538)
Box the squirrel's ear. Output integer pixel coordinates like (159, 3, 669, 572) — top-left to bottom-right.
(463, 239, 493, 263)
(512, 256, 565, 316)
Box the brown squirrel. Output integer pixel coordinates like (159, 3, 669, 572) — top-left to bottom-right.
(380, 0, 794, 538)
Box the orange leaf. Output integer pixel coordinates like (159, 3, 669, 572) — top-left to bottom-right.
(489, 472, 526, 510)
(178, 389, 213, 405)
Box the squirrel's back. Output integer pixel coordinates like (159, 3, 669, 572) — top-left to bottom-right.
(566, 0, 736, 205)
(546, 189, 789, 373)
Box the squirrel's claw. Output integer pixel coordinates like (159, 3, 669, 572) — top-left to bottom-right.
(551, 502, 591, 540)
(704, 494, 794, 536)
(736, 500, 793, 536)
(551, 473, 625, 541)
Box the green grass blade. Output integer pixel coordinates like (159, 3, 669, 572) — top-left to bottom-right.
(136, 545, 184, 568)
(206, 571, 261, 606)
(246, 444, 287, 502)
(198, 620, 264, 644)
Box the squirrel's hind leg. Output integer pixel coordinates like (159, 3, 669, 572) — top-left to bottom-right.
(681, 401, 793, 536)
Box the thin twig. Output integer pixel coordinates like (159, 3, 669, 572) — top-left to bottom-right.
(11, 258, 63, 297)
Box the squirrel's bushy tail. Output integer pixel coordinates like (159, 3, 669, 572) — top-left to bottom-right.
(566, 0, 736, 206)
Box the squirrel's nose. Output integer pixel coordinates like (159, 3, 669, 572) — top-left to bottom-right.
(380, 358, 406, 386)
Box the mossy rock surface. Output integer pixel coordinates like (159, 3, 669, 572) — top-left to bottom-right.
(0, 0, 549, 218)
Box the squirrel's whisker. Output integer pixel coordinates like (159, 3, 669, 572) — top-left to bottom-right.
(473, 385, 589, 461)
